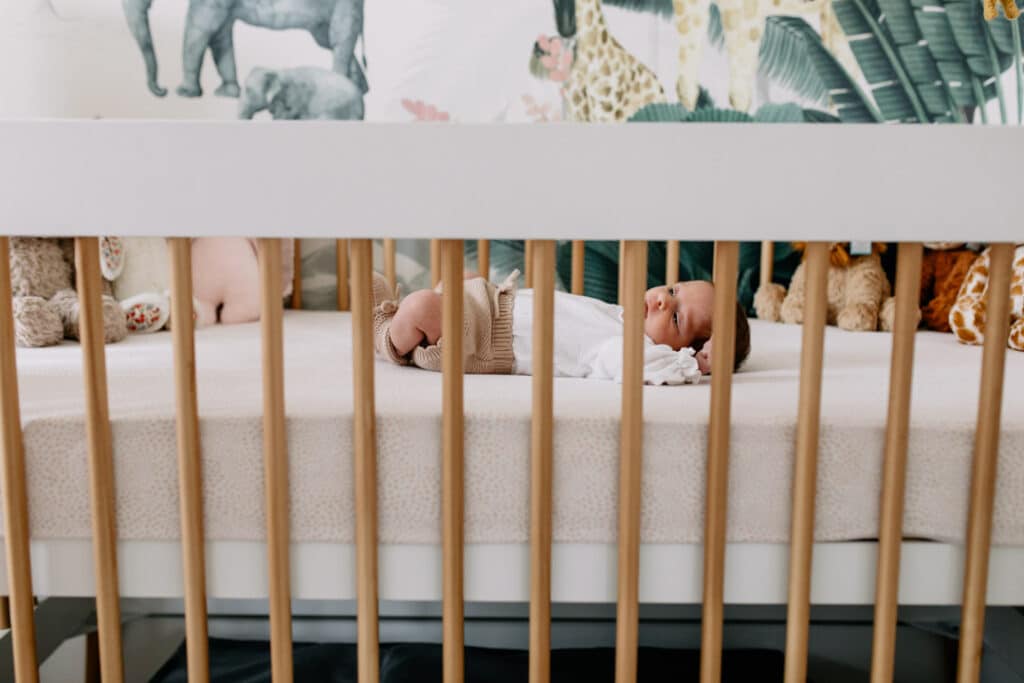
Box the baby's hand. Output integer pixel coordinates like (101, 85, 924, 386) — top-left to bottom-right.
(696, 339, 712, 375)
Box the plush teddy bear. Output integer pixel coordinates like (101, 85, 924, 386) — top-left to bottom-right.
(919, 242, 979, 333)
(9, 237, 128, 347)
(949, 244, 1024, 351)
(754, 242, 898, 332)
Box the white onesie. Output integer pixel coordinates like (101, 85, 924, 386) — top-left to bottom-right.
(511, 289, 702, 385)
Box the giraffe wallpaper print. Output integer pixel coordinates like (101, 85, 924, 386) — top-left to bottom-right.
(2, 0, 1023, 306)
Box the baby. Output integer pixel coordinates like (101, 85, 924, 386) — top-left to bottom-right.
(372, 270, 750, 385)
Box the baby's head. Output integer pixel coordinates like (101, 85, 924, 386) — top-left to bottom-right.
(643, 281, 751, 374)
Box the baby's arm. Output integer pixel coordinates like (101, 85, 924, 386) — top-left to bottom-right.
(589, 337, 702, 385)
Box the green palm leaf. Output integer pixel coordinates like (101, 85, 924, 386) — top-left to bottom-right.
(628, 100, 840, 122)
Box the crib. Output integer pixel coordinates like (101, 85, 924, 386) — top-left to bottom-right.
(0, 120, 1021, 683)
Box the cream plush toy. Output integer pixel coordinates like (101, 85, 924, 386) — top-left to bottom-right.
(754, 242, 900, 332)
(112, 237, 296, 330)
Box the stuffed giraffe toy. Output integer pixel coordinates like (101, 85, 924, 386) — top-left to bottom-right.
(532, 0, 667, 122)
(949, 245, 1024, 351)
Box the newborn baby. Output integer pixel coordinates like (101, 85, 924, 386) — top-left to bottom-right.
(372, 270, 750, 385)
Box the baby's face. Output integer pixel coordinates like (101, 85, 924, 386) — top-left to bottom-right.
(643, 281, 714, 351)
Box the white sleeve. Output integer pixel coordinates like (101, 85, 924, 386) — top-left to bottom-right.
(588, 337, 703, 385)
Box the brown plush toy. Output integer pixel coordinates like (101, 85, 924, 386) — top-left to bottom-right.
(754, 242, 900, 332)
(9, 237, 128, 347)
(919, 242, 978, 333)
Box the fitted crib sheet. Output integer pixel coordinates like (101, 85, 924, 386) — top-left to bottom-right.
(6, 311, 1024, 545)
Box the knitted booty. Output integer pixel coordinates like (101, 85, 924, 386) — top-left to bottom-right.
(373, 272, 397, 308)
(373, 299, 410, 365)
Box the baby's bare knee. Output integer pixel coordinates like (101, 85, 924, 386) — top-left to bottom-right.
(392, 290, 443, 347)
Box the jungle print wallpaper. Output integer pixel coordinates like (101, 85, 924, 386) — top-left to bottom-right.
(3, 0, 1022, 306)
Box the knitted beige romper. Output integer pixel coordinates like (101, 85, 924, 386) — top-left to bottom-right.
(375, 270, 519, 375)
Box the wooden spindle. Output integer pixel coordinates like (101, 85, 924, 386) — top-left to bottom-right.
(0, 236, 40, 682)
(870, 242, 923, 683)
(384, 239, 397, 294)
(441, 240, 465, 683)
(431, 239, 442, 289)
(957, 243, 1016, 683)
(258, 239, 293, 683)
(760, 241, 774, 290)
(291, 239, 303, 310)
(350, 240, 380, 683)
(525, 241, 535, 288)
(337, 239, 350, 311)
(84, 632, 100, 683)
(783, 242, 830, 683)
(615, 240, 647, 683)
(0, 598, 9, 630)
(75, 237, 125, 683)
(699, 241, 740, 683)
(168, 238, 210, 683)
(477, 240, 490, 281)
(571, 241, 585, 295)
(529, 241, 556, 683)
(666, 241, 679, 287)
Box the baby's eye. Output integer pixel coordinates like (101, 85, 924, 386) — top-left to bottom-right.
(668, 287, 675, 296)
(672, 312, 678, 326)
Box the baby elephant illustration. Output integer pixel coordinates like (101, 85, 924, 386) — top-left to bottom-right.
(239, 67, 365, 120)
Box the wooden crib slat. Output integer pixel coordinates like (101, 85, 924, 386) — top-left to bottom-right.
(525, 241, 535, 288)
(665, 241, 679, 286)
(615, 240, 647, 683)
(760, 241, 774, 290)
(0, 236, 40, 683)
(699, 241, 739, 683)
(383, 239, 397, 294)
(441, 240, 465, 683)
(292, 239, 303, 310)
(258, 239, 293, 683)
(783, 241, 830, 683)
(529, 240, 556, 683)
(350, 239, 380, 683)
(477, 240, 490, 281)
(168, 238, 210, 683)
(431, 239, 442, 289)
(957, 242, 1015, 683)
(870, 242, 923, 683)
(75, 237, 125, 683)
(337, 239, 350, 312)
(571, 241, 585, 295)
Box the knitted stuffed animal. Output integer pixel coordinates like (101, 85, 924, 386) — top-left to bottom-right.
(919, 242, 979, 333)
(949, 244, 1024, 351)
(8, 237, 128, 347)
(754, 242, 899, 332)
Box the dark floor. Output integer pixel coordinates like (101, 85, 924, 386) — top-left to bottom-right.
(151, 640, 787, 683)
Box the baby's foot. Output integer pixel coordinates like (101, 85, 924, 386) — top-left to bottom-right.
(121, 293, 171, 333)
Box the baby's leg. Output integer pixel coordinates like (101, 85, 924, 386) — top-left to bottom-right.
(389, 289, 442, 356)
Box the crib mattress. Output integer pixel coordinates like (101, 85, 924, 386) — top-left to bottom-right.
(6, 311, 1024, 545)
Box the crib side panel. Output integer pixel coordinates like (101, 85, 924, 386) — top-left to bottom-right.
(700, 241, 739, 683)
(75, 237, 126, 683)
(782, 242, 830, 683)
(168, 238, 211, 683)
(957, 242, 1017, 683)
(870, 242, 924, 682)
(258, 239, 294, 683)
(0, 236, 40, 683)
(441, 240, 466, 683)
(350, 239, 381, 683)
